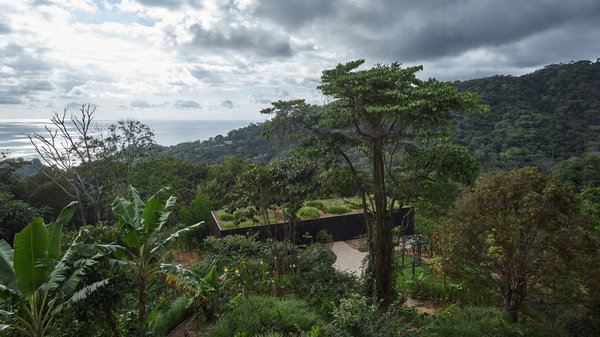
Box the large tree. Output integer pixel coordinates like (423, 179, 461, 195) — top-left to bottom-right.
(262, 60, 485, 303)
(440, 167, 596, 321)
(29, 105, 155, 226)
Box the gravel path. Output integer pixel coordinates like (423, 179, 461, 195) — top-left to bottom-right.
(330, 241, 367, 276)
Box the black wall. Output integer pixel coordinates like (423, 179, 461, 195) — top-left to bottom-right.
(208, 208, 414, 244)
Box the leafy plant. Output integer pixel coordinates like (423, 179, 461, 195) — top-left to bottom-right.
(420, 305, 541, 337)
(0, 202, 109, 337)
(216, 210, 235, 222)
(297, 207, 320, 219)
(148, 296, 194, 337)
(111, 186, 203, 331)
(304, 201, 325, 210)
(164, 265, 228, 321)
(325, 205, 347, 215)
(203, 295, 318, 337)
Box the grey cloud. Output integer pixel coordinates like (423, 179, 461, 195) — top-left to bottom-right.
(130, 99, 151, 108)
(336, 0, 600, 62)
(134, 0, 190, 9)
(2, 43, 52, 72)
(189, 23, 292, 57)
(0, 80, 54, 105)
(255, 0, 337, 29)
(0, 23, 10, 34)
(222, 99, 234, 108)
(174, 99, 201, 108)
(66, 102, 87, 109)
(189, 67, 225, 84)
(0, 96, 21, 104)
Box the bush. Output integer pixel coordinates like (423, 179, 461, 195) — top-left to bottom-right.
(325, 205, 347, 214)
(217, 210, 235, 221)
(414, 214, 440, 237)
(203, 234, 263, 258)
(180, 194, 212, 226)
(290, 244, 357, 316)
(420, 305, 542, 337)
(316, 229, 333, 243)
(203, 295, 318, 337)
(305, 200, 325, 210)
(324, 293, 419, 337)
(149, 296, 193, 337)
(298, 206, 320, 219)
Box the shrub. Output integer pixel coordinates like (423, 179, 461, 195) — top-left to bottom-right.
(149, 296, 193, 337)
(203, 295, 318, 337)
(324, 293, 419, 337)
(203, 234, 263, 258)
(305, 200, 325, 210)
(325, 205, 347, 214)
(180, 194, 213, 226)
(316, 229, 333, 243)
(420, 305, 542, 337)
(291, 244, 357, 316)
(217, 210, 235, 221)
(298, 206, 320, 219)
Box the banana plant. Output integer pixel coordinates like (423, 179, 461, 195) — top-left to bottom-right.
(0, 202, 109, 337)
(164, 265, 228, 321)
(111, 186, 204, 330)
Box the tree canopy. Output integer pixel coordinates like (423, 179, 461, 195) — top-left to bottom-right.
(262, 59, 486, 303)
(440, 167, 596, 321)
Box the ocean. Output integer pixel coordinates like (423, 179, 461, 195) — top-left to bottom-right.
(0, 119, 255, 159)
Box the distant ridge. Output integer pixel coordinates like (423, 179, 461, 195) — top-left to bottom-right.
(162, 60, 600, 171)
(453, 59, 600, 171)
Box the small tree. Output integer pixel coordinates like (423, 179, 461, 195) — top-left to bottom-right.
(440, 167, 594, 321)
(29, 105, 156, 226)
(111, 186, 203, 333)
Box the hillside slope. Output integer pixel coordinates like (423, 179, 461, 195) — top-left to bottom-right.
(162, 60, 600, 171)
(453, 60, 600, 171)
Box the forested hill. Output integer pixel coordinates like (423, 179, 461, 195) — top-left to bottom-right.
(453, 60, 600, 171)
(162, 60, 600, 171)
(158, 122, 289, 164)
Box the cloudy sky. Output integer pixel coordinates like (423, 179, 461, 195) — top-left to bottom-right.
(1, 0, 599, 121)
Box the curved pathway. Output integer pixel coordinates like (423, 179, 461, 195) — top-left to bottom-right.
(330, 241, 367, 276)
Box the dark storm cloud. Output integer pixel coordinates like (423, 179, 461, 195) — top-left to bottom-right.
(189, 23, 292, 57)
(174, 99, 201, 108)
(332, 0, 600, 64)
(255, 0, 337, 29)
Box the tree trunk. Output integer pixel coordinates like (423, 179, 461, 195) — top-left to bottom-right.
(371, 140, 394, 305)
(138, 266, 147, 325)
(504, 284, 523, 322)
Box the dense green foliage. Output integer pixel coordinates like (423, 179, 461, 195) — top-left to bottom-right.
(262, 59, 485, 304)
(453, 60, 600, 171)
(3, 60, 600, 337)
(440, 167, 596, 321)
(159, 123, 289, 165)
(203, 295, 318, 337)
(420, 305, 541, 337)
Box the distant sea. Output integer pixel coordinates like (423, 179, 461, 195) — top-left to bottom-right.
(0, 119, 255, 159)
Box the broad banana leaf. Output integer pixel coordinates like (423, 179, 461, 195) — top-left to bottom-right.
(46, 201, 78, 259)
(150, 222, 204, 255)
(14, 217, 49, 296)
(0, 240, 16, 292)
